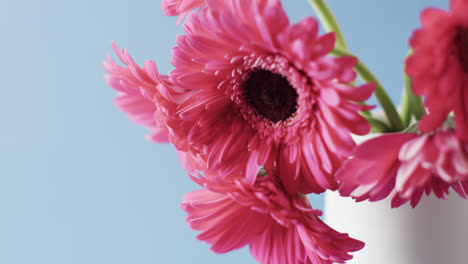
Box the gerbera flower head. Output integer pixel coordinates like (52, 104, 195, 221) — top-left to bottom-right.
(161, 0, 208, 24)
(103, 42, 193, 144)
(166, 0, 375, 194)
(181, 169, 364, 263)
(103, 42, 172, 143)
(337, 129, 468, 208)
(161, 0, 204, 16)
(406, 0, 468, 141)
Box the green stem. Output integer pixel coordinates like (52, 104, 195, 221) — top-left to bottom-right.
(401, 51, 413, 128)
(307, 0, 347, 49)
(356, 61, 404, 131)
(366, 116, 391, 133)
(404, 74, 425, 121)
(307, 0, 370, 122)
(331, 47, 405, 132)
(400, 80, 412, 128)
(308, 0, 402, 131)
(359, 106, 372, 118)
(404, 50, 425, 121)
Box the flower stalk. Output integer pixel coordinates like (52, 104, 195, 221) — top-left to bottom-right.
(331, 47, 404, 132)
(401, 50, 425, 127)
(310, 0, 404, 132)
(400, 79, 412, 128)
(403, 73, 425, 122)
(307, 0, 347, 49)
(355, 60, 404, 131)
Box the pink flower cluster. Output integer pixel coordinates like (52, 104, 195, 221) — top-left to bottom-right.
(182, 170, 363, 263)
(406, 0, 468, 142)
(338, 0, 468, 208)
(337, 130, 468, 208)
(104, 0, 468, 262)
(105, 0, 373, 262)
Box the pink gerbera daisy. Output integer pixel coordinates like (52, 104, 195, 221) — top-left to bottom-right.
(103, 42, 195, 144)
(161, 0, 214, 24)
(182, 169, 364, 263)
(337, 129, 468, 208)
(161, 0, 205, 16)
(103, 43, 171, 143)
(406, 0, 468, 141)
(161, 0, 374, 194)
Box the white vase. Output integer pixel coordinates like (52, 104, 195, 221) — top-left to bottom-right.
(324, 134, 468, 264)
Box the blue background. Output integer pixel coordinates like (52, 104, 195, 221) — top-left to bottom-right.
(1, 0, 447, 263)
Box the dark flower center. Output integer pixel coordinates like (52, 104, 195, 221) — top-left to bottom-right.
(465, 30, 468, 49)
(244, 69, 298, 122)
(457, 29, 468, 71)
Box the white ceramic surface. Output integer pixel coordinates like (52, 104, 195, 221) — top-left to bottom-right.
(324, 135, 468, 264)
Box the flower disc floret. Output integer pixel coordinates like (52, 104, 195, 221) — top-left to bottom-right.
(222, 54, 315, 140)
